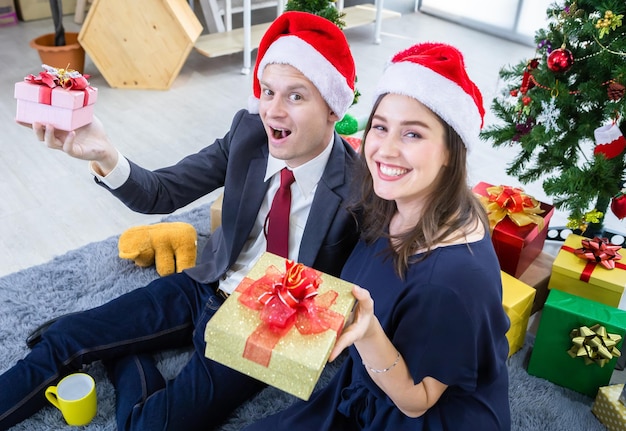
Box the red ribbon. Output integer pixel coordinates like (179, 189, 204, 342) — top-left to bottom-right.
(37, 86, 52, 105)
(561, 237, 626, 282)
(24, 68, 93, 107)
(236, 261, 345, 367)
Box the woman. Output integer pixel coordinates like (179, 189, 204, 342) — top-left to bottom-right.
(243, 42, 511, 431)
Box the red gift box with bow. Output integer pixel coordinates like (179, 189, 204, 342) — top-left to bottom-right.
(473, 182, 555, 277)
(14, 65, 97, 131)
(204, 252, 356, 400)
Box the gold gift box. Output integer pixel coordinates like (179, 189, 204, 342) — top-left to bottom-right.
(501, 271, 536, 357)
(592, 384, 626, 431)
(204, 252, 356, 400)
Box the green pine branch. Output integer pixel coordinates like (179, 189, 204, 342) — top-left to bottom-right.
(285, 0, 346, 28)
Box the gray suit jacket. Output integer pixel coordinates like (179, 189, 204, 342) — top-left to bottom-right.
(99, 109, 360, 283)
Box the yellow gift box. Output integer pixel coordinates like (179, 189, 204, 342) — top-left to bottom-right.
(501, 271, 536, 357)
(204, 252, 356, 400)
(592, 384, 626, 431)
(548, 234, 626, 309)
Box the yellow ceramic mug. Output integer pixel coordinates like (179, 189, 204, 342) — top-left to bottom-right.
(45, 373, 97, 426)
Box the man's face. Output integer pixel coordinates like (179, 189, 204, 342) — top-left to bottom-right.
(258, 64, 339, 168)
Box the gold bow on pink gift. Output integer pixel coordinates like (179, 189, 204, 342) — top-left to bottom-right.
(574, 237, 623, 270)
(24, 65, 91, 91)
(24, 65, 93, 107)
(480, 185, 545, 230)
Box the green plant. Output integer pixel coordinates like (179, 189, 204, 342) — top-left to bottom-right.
(285, 0, 346, 28)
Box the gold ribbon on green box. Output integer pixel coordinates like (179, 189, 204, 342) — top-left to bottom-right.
(568, 324, 622, 367)
(478, 185, 545, 231)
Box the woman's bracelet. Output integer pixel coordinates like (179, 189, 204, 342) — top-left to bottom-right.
(364, 351, 401, 374)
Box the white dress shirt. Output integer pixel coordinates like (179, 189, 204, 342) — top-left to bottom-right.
(91, 138, 335, 294)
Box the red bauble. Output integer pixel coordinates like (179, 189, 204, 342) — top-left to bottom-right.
(611, 195, 626, 220)
(547, 48, 574, 73)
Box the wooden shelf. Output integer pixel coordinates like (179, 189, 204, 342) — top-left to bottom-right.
(194, 22, 271, 58)
(194, 4, 401, 62)
(343, 4, 400, 29)
(79, 0, 202, 89)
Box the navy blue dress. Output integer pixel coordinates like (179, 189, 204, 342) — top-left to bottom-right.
(243, 235, 511, 431)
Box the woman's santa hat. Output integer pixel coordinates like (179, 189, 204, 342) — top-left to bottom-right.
(373, 42, 485, 150)
(248, 11, 355, 119)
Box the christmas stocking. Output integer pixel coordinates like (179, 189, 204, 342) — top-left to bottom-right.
(594, 123, 626, 160)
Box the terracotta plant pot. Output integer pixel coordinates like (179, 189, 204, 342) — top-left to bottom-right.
(30, 32, 85, 74)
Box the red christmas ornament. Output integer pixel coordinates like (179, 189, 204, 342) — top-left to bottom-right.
(611, 194, 626, 220)
(547, 47, 574, 73)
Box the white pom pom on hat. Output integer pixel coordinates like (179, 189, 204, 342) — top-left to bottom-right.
(247, 11, 356, 119)
(373, 42, 485, 150)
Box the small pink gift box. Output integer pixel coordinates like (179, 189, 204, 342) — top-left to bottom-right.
(14, 71, 97, 131)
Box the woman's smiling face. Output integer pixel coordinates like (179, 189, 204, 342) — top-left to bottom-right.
(364, 93, 449, 212)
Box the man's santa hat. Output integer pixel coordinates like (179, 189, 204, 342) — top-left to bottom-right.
(373, 42, 485, 150)
(248, 11, 355, 119)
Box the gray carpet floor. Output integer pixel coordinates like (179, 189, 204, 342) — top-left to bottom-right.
(0, 203, 608, 430)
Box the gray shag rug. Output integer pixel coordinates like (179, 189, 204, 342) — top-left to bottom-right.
(0, 203, 608, 431)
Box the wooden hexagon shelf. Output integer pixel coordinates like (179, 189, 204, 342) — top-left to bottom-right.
(78, 0, 202, 90)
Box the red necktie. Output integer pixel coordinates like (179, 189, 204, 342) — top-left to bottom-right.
(266, 168, 295, 258)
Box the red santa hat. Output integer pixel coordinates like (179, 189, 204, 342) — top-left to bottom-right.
(248, 11, 356, 119)
(373, 42, 485, 150)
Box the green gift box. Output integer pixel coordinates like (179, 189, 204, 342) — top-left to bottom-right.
(527, 289, 626, 397)
(204, 252, 356, 400)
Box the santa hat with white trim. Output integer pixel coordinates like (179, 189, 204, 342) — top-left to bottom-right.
(373, 42, 485, 150)
(248, 11, 356, 119)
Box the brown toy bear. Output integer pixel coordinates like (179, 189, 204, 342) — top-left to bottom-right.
(118, 222, 197, 276)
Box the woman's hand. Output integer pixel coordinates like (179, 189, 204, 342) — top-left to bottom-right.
(329, 285, 376, 361)
(330, 286, 448, 417)
(28, 117, 119, 174)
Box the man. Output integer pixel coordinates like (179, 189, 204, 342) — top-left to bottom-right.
(1, 12, 359, 430)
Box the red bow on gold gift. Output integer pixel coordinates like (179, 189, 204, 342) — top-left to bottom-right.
(568, 324, 621, 367)
(237, 261, 345, 367)
(574, 237, 623, 270)
(479, 185, 545, 231)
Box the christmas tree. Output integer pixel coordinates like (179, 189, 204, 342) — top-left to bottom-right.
(285, 0, 346, 28)
(480, 0, 625, 234)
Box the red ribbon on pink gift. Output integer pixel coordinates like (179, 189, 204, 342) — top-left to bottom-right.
(24, 66, 93, 107)
(236, 260, 345, 367)
(561, 237, 626, 282)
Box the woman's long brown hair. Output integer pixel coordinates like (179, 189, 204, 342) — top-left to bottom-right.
(352, 94, 488, 278)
